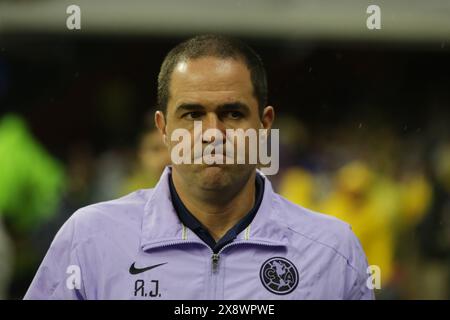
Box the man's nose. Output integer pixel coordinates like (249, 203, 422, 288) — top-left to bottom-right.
(202, 113, 226, 140)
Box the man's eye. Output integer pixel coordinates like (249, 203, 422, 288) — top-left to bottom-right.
(184, 112, 203, 120)
(227, 111, 244, 119)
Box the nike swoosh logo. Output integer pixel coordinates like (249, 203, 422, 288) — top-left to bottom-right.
(129, 262, 168, 275)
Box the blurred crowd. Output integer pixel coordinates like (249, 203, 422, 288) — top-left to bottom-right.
(274, 115, 450, 299)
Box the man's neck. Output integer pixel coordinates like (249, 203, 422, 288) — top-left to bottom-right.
(171, 170, 256, 241)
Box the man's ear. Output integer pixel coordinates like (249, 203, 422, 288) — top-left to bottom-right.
(155, 110, 168, 145)
(261, 106, 275, 131)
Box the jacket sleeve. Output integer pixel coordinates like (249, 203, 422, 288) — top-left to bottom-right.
(23, 215, 87, 300)
(344, 226, 375, 300)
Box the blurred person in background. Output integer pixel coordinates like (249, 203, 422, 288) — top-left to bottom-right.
(318, 160, 397, 294)
(279, 159, 397, 293)
(272, 115, 314, 198)
(412, 140, 450, 299)
(121, 120, 170, 195)
(0, 114, 65, 299)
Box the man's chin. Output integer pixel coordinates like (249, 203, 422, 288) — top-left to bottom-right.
(173, 163, 254, 191)
(194, 164, 233, 190)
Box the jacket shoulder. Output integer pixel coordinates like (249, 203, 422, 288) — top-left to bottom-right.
(273, 194, 363, 264)
(62, 188, 154, 244)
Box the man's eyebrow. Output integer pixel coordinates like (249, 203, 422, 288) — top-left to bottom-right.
(217, 102, 251, 114)
(175, 102, 251, 114)
(175, 103, 206, 113)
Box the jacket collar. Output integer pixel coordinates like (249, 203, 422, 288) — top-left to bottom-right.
(141, 166, 287, 251)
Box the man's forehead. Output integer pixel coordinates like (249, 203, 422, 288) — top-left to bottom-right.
(174, 57, 240, 75)
(170, 57, 252, 91)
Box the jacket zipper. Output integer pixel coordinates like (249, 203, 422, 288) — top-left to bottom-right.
(211, 253, 220, 273)
(210, 253, 220, 299)
(143, 239, 285, 299)
(207, 240, 284, 300)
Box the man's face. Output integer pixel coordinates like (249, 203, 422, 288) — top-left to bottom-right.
(156, 56, 273, 192)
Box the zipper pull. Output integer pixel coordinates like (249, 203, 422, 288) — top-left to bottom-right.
(211, 253, 220, 273)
